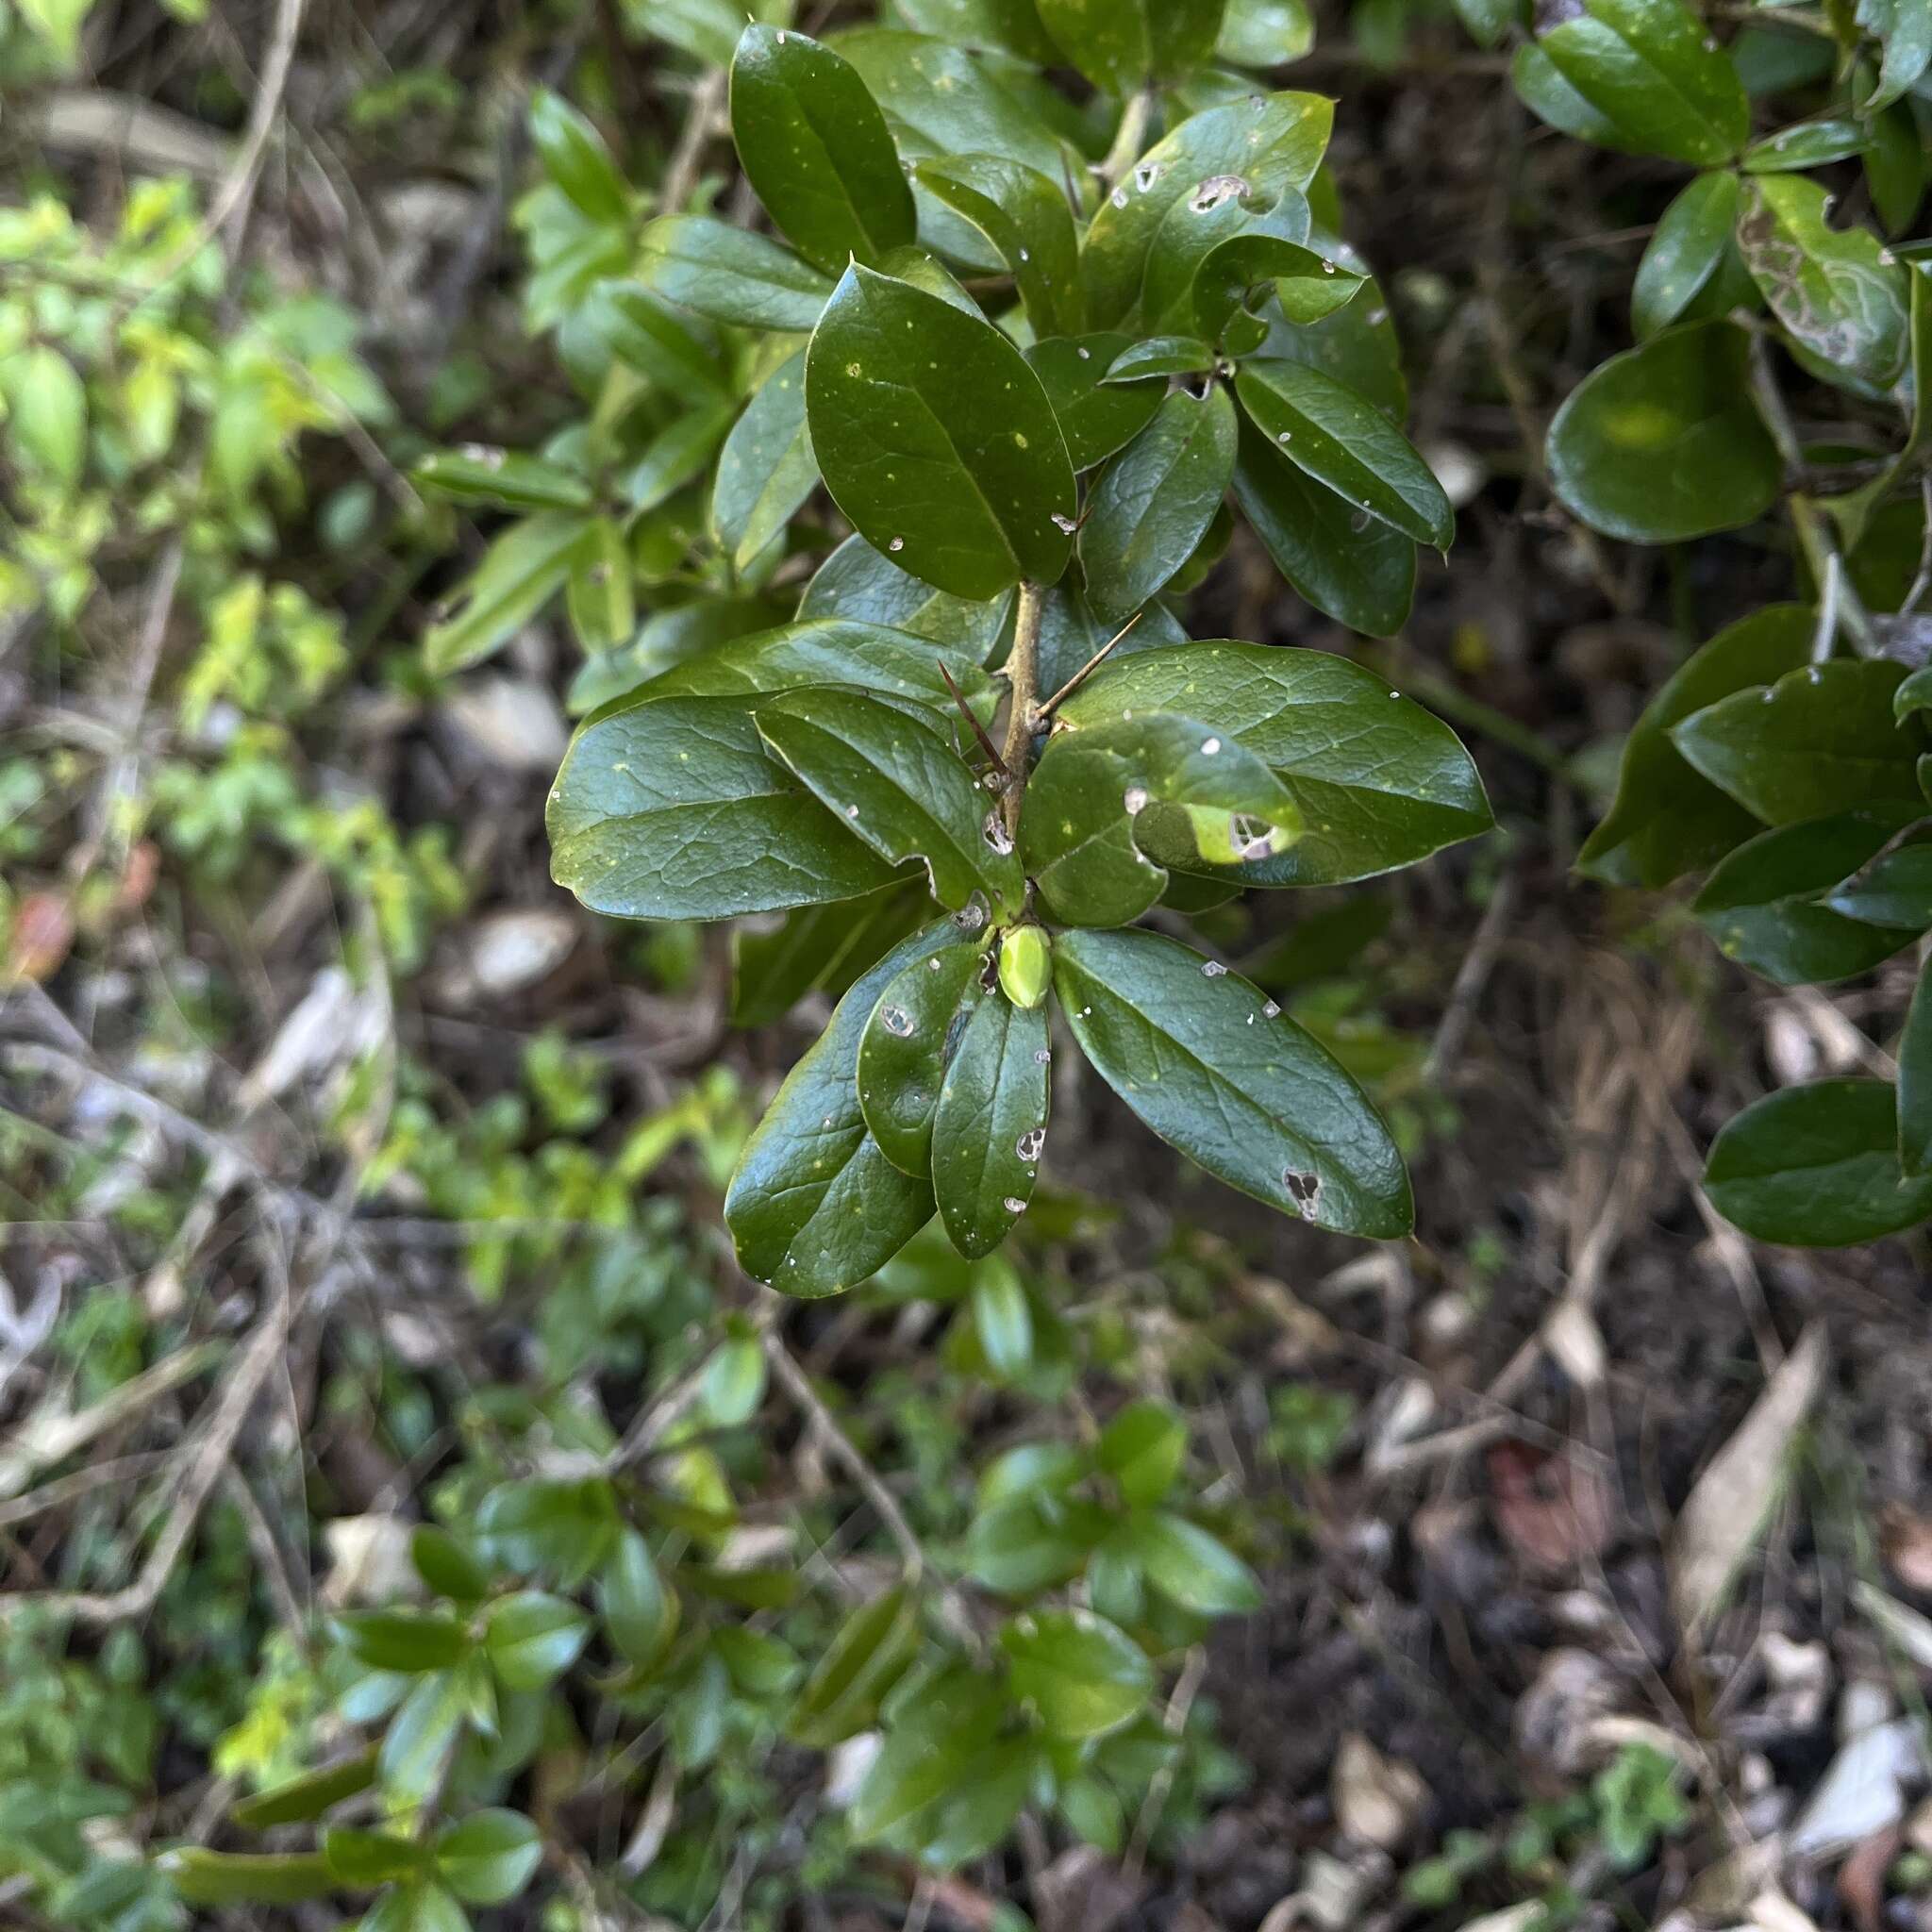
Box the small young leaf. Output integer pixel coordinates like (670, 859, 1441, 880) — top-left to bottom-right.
(858, 940, 991, 1175)
(931, 991, 1051, 1257)
(1055, 926, 1410, 1234)
(637, 215, 836, 330)
(847, 1667, 1007, 1845)
(410, 1527, 491, 1604)
(334, 1609, 470, 1675)
(482, 1592, 591, 1691)
(1002, 1608, 1153, 1739)
(1631, 171, 1740, 340)
(378, 1671, 469, 1810)
(529, 91, 631, 224)
(433, 1810, 543, 1906)
(1096, 1399, 1188, 1506)
(600, 1530, 678, 1671)
(972, 1257, 1036, 1374)
(1124, 1509, 1263, 1612)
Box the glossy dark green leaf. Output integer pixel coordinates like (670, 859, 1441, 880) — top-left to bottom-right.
(1047, 0, 1225, 87)
(1123, 1509, 1262, 1612)
(229, 1750, 379, 1830)
(917, 155, 1081, 337)
(726, 921, 961, 1294)
(1231, 418, 1415, 636)
(931, 991, 1050, 1256)
(731, 881, 930, 1028)
(1822, 841, 1932, 929)
(529, 90, 631, 224)
(1898, 963, 1932, 1175)
(434, 1810, 543, 1907)
(1737, 176, 1910, 390)
(1026, 333, 1164, 472)
(1002, 1608, 1152, 1739)
(1546, 321, 1780, 543)
(549, 694, 897, 920)
(425, 514, 588, 675)
(1742, 118, 1870, 174)
(158, 1851, 335, 1907)
(335, 1609, 470, 1675)
(806, 265, 1074, 600)
(712, 350, 817, 573)
(589, 281, 730, 398)
(1530, 0, 1748, 164)
(482, 1592, 590, 1690)
(1024, 712, 1301, 925)
(1096, 1399, 1187, 1506)
(800, 534, 1015, 657)
(413, 449, 594, 513)
(1139, 186, 1312, 341)
(475, 1476, 618, 1582)
(1632, 171, 1740, 340)
(1054, 925, 1410, 1233)
(599, 1530, 676, 1671)
(1059, 641, 1491, 885)
(858, 940, 991, 1173)
(1704, 1079, 1932, 1244)
(730, 25, 916, 275)
(637, 215, 836, 331)
(1236, 360, 1452, 549)
(1195, 229, 1359, 340)
(1868, 0, 1932, 108)
(1081, 387, 1237, 622)
(756, 688, 1023, 914)
(1865, 97, 1927, 236)
(1104, 336, 1219, 382)
(1692, 808, 1922, 983)
(1511, 41, 1627, 148)
(788, 1587, 923, 1748)
(1079, 92, 1333, 325)
(894, 0, 1061, 60)
(1253, 275, 1407, 422)
(1671, 658, 1919, 824)
(1578, 605, 1814, 887)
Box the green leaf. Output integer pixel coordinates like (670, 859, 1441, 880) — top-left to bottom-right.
(806, 265, 1074, 600)
(847, 1667, 1007, 1845)
(1511, 41, 1627, 149)
(157, 1851, 335, 1907)
(726, 920, 962, 1294)
(788, 1587, 923, 1748)
(433, 1810, 543, 1906)
(1, 345, 87, 487)
(229, 1750, 379, 1830)
(481, 1592, 591, 1691)
(1632, 171, 1740, 340)
(1096, 1399, 1188, 1506)
(1704, 1079, 1932, 1245)
(1546, 321, 1780, 543)
(1529, 0, 1748, 164)
(1032, 580, 1188, 697)
(1054, 925, 1410, 1234)
(703, 1335, 768, 1425)
(1822, 841, 1932, 929)
(1897, 962, 1932, 1175)
(1194, 228, 1361, 341)
(1037, 0, 1225, 92)
(1671, 658, 1920, 825)
(1231, 418, 1415, 635)
(323, 1827, 426, 1889)
(1024, 712, 1301, 926)
(529, 91, 631, 224)
(712, 350, 818, 574)
(1741, 118, 1870, 174)
(425, 514, 588, 675)
(549, 693, 898, 920)
(1124, 1509, 1262, 1612)
(1737, 175, 1910, 390)
(1139, 185, 1313, 341)
(566, 516, 634, 650)
(730, 25, 916, 275)
(1864, 98, 1926, 237)
(1217, 0, 1314, 64)
(475, 1477, 618, 1582)
(932, 991, 1051, 1257)
(335, 1610, 470, 1675)
(894, 0, 1061, 61)
(918, 156, 1082, 338)
(1058, 641, 1492, 886)
(1026, 334, 1164, 475)
(589, 281, 729, 398)
(621, 401, 735, 513)
(599, 1530, 677, 1671)
(410, 1527, 490, 1603)
(1105, 337, 1219, 382)
(413, 449, 594, 513)
(1578, 605, 1814, 887)
(360, 1880, 470, 1932)
(1079, 92, 1333, 325)
(858, 939, 991, 1174)
(800, 533, 1015, 657)
(637, 215, 836, 331)
(731, 880, 930, 1027)
(965, 1492, 1108, 1591)
(1235, 360, 1452, 550)
(1869, 0, 1932, 109)
(1081, 387, 1238, 622)
(713, 1624, 805, 1697)
(755, 688, 1024, 914)
(972, 1257, 1035, 1374)
(378, 1671, 468, 1810)
(1692, 808, 1923, 983)
(1002, 1608, 1153, 1739)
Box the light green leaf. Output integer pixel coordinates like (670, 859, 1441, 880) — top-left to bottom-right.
(1096, 1399, 1188, 1506)
(622, 401, 735, 513)
(1217, 0, 1314, 65)
(1002, 1608, 1153, 1739)
(932, 991, 1050, 1257)
(529, 91, 631, 224)
(972, 1257, 1035, 1373)
(589, 281, 730, 397)
(482, 1592, 591, 1691)
(1125, 1509, 1262, 1612)
(413, 448, 594, 512)
(334, 1609, 470, 1675)
(425, 515, 589, 675)
(847, 1667, 1007, 1845)
(378, 1671, 469, 1810)
(157, 1851, 335, 1907)
(1741, 118, 1870, 174)
(1037, 0, 1224, 90)
(787, 1587, 923, 1748)
(434, 1810, 542, 1907)
(599, 1531, 677, 1671)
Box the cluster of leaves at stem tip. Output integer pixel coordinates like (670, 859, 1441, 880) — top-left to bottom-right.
(1494, 0, 1930, 1249)
(418, 0, 1500, 1295)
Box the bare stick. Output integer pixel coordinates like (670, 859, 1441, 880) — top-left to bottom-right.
(1035, 611, 1141, 723)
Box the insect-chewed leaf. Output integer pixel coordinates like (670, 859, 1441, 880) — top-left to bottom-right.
(1524, 0, 1748, 165)
(1235, 360, 1452, 550)
(1705, 1079, 1932, 1245)
(730, 25, 916, 275)
(858, 940, 991, 1174)
(1737, 175, 1911, 391)
(1037, 0, 1224, 92)
(1079, 92, 1333, 326)
(1579, 605, 1814, 887)
(548, 693, 900, 920)
(712, 349, 818, 573)
(805, 265, 1075, 600)
(1139, 181, 1312, 340)
(1026, 333, 1165, 473)
(1631, 170, 1740, 340)
(755, 687, 1024, 914)
(638, 214, 837, 330)
(727, 919, 969, 1295)
(800, 534, 1016, 658)
(1080, 387, 1237, 623)
(1670, 658, 1920, 825)
(1054, 926, 1411, 1236)
(1545, 321, 1780, 543)
(1230, 417, 1415, 636)
(917, 156, 1082, 338)
(1058, 641, 1492, 885)
(931, 990, 1050, 1257)
(1023, 712, 1300, 927)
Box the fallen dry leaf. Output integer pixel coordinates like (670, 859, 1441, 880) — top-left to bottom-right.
(6, 891, 75, 984)
(1488, 1439, 1614, 1573)
(1331, 1731, 1428, 1850)
(1879, 1503, 1932, 1594)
